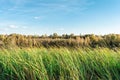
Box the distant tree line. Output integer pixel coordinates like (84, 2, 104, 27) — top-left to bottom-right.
(0, 33, 120, 48)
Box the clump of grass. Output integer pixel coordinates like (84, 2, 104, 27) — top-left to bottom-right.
(0, 48, 120, 80)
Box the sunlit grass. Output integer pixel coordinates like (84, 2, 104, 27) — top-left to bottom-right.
(0, 48, 120, 80)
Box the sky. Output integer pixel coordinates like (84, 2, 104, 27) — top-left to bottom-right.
(0, 0, 120, 35)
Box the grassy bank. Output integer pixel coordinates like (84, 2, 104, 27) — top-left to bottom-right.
(0, 48, 120, 80)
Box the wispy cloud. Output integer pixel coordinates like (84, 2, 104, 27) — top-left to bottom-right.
(57, 28, 64, 31)
(0, 24, 28, 34)
(8, 0, 93, 12)
(34, 16, 43, 20)
(9, 25, 18, 29)
(0, 27, 9, 31)
(7, 24, 28, 30)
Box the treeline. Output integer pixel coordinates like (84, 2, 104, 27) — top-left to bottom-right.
(0, 33, 120, 48)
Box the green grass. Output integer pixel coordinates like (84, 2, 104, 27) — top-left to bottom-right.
(0, 48, 120, 80)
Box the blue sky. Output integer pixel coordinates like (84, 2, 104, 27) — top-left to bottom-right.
(0, 0, 120, 35)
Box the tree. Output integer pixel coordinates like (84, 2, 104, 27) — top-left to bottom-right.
(53, 33, 58, 39)
(70, 33, 74, 38)
(41, 34, 47, 38)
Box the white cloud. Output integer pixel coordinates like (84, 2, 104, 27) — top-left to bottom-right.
(9, 25, 18, 29)
(0, 27, 8, 31)
(34, 16, 43, 20)
(57, 28, 64, 31)
(34, 16, 40, 19)
(8, 25, 28, 29)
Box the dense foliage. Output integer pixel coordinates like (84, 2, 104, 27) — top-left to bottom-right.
(0, 33, 120, 48)
(0, 48, 120, 80)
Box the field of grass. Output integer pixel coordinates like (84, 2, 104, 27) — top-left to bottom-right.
(0, 48, 120, 80)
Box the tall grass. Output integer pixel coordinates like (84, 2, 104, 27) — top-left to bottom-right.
(0, 48, 120, 80)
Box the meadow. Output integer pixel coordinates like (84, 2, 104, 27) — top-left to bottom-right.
(1, 0, 120, 79)
(0, 48, 120, 80)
